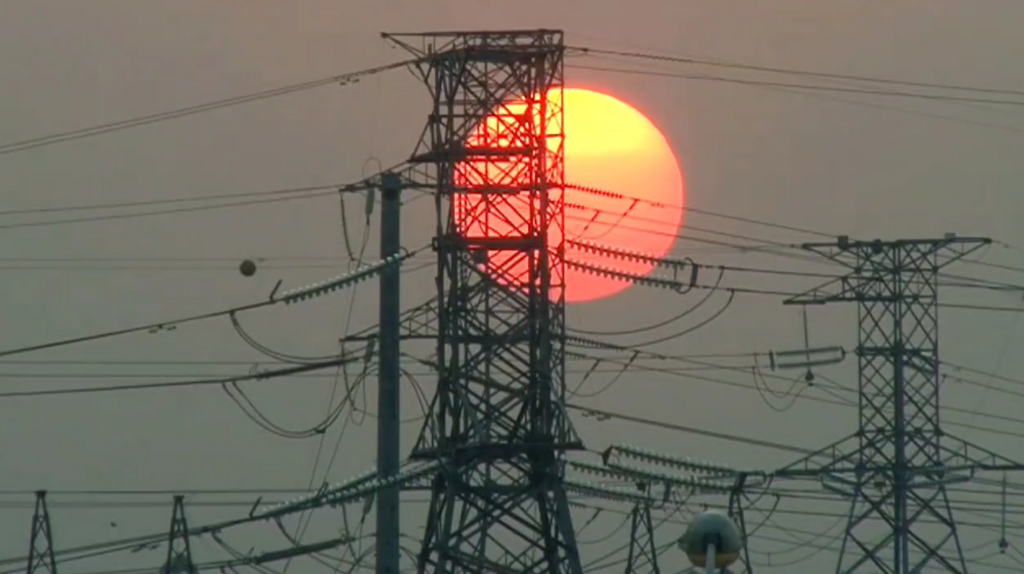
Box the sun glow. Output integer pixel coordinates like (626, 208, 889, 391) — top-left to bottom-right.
(455, 88, 685, 303)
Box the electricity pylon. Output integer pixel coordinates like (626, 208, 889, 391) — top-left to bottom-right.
(383, 30, 584, 574)
(26, 490, 57, 574)
(623, 484, 661, 574)
(162, 496, 197, 574)
(781, 235, 1024, 574)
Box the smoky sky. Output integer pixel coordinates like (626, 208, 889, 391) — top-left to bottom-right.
(2, 1, 1024, 572)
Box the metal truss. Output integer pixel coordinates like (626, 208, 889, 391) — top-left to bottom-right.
(378, 28, 585, 574)
(162, 496, 197, 574)
(382, 29, 583, 574)
(624, 489, 661, 574)
(26, 491, 58, 574)
(781, 235, 1024, 574)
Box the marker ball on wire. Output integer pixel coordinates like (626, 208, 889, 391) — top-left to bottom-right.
(239, 259, 257, 277)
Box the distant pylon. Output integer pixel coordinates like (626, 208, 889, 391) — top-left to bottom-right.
(26, 490, 57, 574)
(624, 483, 660, 574)
(726, 474, 755, 574)
(162, 496, 197, 574)
(781, 235, 1024, 573)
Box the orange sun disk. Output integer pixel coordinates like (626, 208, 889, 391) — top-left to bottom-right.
(455, 88, 685, 303)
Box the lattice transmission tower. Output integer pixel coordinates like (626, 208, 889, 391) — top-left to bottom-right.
(26, 490, 58, 574)
(781, 235, 1024, 574)
(162, 496, 197, 574)
(382, 30, 584, 574)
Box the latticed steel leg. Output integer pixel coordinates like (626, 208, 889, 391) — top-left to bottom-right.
(162, 496, 197, 574)
(624, 503, 660, 574)
(384, 30, 583, 574)
(26, 490, 57, 574)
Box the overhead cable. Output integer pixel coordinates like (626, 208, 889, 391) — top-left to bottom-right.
(0, 58, 422, 157)
(0, 249, 421, 360)
(569, 64, 1024, 107)
(572, 47, 1024, 98)
(0, 354, 366, 399)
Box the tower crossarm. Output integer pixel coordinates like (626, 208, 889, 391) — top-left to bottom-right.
(796, 235, 990, 268)
(253, 461, 441, 521)
(277, 250, 420, 304)
(566, 259, 694, 293)
(562, 479, 660, 507)
(206, 537, 353, 569)
(604, 444, 738, 477)
(784, 235, 990, 305)
(570, 459, 736, 499)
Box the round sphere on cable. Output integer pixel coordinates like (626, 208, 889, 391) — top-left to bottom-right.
(678, 510, 742, 568)
(239, 259, 257, 277)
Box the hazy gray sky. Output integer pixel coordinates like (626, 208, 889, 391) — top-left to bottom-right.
(2, 1, 1024, 572)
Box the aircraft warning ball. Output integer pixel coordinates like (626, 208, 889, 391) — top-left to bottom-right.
(678, 511, 742, 568)
(239, 259, 257, 277)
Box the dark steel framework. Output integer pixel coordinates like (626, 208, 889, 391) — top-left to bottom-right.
(26, 491, 57, 574)
(383, 30, 583, 574)
(162, 496, 197, 574)
(782, 235, 1022, 574)
(623, 491, 660, 574)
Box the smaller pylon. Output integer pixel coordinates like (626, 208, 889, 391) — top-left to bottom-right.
(162, 496, 197, 574)
(26, 490, 58, 574)
(624, 483, 660, 574)
(726, 475, 756, 574)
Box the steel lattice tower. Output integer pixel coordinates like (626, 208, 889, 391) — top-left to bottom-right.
(26, 491, 57, 574)
(383, 30, 583, 574)
(162, 496, 197, 574)
(623, 491, 660, 574)
(781, 235, 1023, 574)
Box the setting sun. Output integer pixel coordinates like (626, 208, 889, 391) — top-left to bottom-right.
(456, 88, 685, 303)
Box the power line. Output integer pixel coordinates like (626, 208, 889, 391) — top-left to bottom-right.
(565, 183, 1024, 295)
(565, 198, 1024, 302)
(0, 356, 364, 398)
(0, 164, 426, 231)
(3, 354, 1020, 438)
(0, 260, 436, 273)
(0, 58, 420, 158)
(0, 184, 352, 217)
(567, 344, 1024, 439)
(565, 402, 813, 454)
(569, 64, 1024, 107)
(573, 47, 1024, 98)
(0, 190, 339, 231)
(0, 295, 277, 360)
(0, 248, 423, 360)
(0, 350, 760, 365)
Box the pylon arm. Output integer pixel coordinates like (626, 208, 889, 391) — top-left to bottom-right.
(278, 250, 420, 304)
(563, 481, 659, 506)
(566, 260, 694, 293)
(604, 444, 737, 476)
(568, 238, 695, 273)
(570, 460, 731, 497)
(796, 235, 990, 265)
(254, 460, 441, 521)
(215, 536, 352, 567)
(785, 236, 990, 305)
